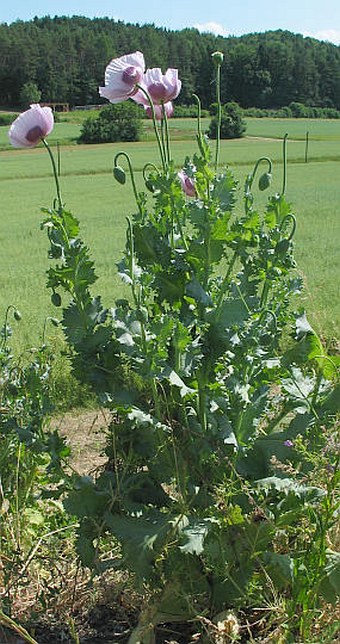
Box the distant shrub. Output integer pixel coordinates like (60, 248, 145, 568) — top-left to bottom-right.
(243, 104, 340, 119)
(78, 102, 142, 143)
(174, 104, 209, 118)
(273, 106, 293, 118)
(208, 101, 246, 139)
(0, 112, 18, 126)
(289, 101, 309, 118)
(243, 107, 267, 118)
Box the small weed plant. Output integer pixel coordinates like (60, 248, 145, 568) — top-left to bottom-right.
(6, 51, 340, 642)
(0, 307, 72, 630)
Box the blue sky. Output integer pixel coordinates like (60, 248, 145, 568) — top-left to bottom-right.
(1, 0, 340, 45)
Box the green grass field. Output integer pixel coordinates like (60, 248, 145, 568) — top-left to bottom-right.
(1, 117, 339, 350)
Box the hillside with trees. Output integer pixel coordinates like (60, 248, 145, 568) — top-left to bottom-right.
(0, 15, 340, 109)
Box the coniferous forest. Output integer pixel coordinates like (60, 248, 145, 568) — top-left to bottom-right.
(1, 15, 340, 109)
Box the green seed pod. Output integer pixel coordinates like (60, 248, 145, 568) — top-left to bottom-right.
(51, 292, 62, 307)
(13, 309, 22, 321)
(113, 165, 126, 185)
(50, 317, 60, 327)
(258, 172, 272, 191)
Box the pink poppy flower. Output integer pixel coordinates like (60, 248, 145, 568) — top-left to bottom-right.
(8, 104, 54, 148)
(144, 101, 174, 120)
(99, 51, 145, 103)
(178, 170, 196, 197)
(133, 68, 181, 106)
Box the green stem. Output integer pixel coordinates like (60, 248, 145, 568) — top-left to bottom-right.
(42, 138, 63, 213)
(126, 218, 161, 419)
(245, 156, 272, 214)
(161, 102, 171, 163)
(160, 118, 167, 165)
(136, 84, 167, 171)
(114, 151, 143, 217)
(0, 610, 39, 644)
(281, 133, 289, 197)
(1, 305, 17, 348)
(215, 251, 238, 315)
(142, 162, 160, 183)
(260, 280, 270, 309)
(197, 371, 207, 432)
(192, 93, 205, 156)
(279, 213, 296, 240)
(214, 63, 222, 172)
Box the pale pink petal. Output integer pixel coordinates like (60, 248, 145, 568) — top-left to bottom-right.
(131, 88, 149, 106)
(164, 69, 182, 101)
(144, 101, 173, 120)
(144, 68, 163, 84)
(100, 51, 145, 104)
(99, 85, 136, 103)
(135, 66, 182, 105)
(31, 104, 54, 136)
(164, 102, 174, 118)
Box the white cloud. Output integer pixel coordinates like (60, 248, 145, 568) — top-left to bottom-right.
(194, 21, 230, 37)
(303, 29, 340, 45)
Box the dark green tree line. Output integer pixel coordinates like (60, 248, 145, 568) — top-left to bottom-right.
(0, 16, 339, 109)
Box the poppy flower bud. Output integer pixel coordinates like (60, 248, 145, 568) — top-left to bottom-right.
(178, 170, 196, 197)
(113, 166, 126, 185)
(50, 317, 60, 327)
(275, 238, 290, 256)
(51, 292, 62, 307)
(212, 51, 224, 66)
(258, 172, 272, 191)
(13, 309, 22, 321)
(145, 179, 155, 193)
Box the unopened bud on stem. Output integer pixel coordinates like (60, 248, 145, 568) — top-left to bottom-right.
(212, 51, 224, 66)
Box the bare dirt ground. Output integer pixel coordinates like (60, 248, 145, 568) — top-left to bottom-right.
(54, 407, 110, 476)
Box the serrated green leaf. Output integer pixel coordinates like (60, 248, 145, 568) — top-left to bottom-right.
(255, 476, 325, 503)
(64, 476, 110, 518)
(212, 171, 236, 211)
(186, 278, 212, 305)
(104, 510, 171, 579)
(263, 551, 293, 589)
(63, 304, 87, 344)
(211, 298, 248, 328)
(179, 519, 212, 555)
(77, 532, 96, 568)
(133, 223, 170, 266)
(319, 550, 340, 604)
(320, 384, 340, 414)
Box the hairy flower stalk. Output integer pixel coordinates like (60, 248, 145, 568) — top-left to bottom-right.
(281, 132, 289, 196)
(212, 51, 224, 171)
(42, 139, 63, 214)
(137, 84, 167, 170)
(113, 151, 143, 217)
(244, 156, 272, 213)
(133, 68, 180, 170)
